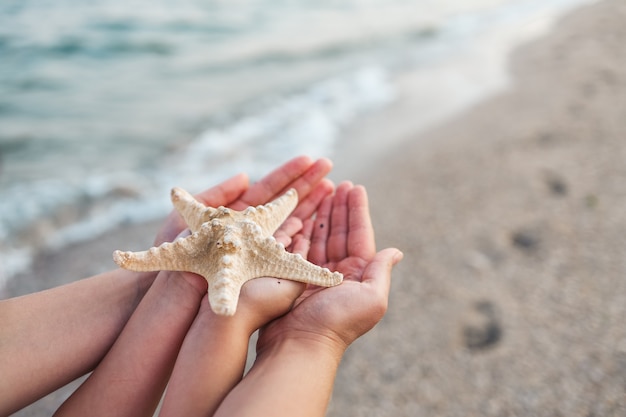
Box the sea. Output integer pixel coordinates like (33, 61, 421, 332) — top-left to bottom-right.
(0, 0, 596, 286)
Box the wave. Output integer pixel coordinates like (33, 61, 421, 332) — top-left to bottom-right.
(195, 25, 441, 74)
(0, 65, 396, 284)
(1, 0, 595, 290)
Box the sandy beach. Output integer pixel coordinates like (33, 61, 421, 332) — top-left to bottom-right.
(8, 0, 626, 415)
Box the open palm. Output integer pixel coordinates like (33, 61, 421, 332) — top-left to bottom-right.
(257, 182, 403, 353)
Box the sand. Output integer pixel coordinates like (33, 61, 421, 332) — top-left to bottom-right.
(8, 0, 626, 415)
(327, 1, 626, 415)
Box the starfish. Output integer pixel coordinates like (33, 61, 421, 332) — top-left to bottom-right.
(113, 187, 343, 316)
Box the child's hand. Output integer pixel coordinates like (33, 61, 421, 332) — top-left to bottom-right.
(256, 182, 403, 356)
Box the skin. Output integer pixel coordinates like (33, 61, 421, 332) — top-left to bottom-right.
(0, 156, 333, 416)
(157, 218, 316, 417)
(172, 183, 402, 416)
(2, 157, 404, 417)
(0, 268, 156, 416)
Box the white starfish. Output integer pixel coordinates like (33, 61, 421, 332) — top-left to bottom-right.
(113, 187, 343, 316)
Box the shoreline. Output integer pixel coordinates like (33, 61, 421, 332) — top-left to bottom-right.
(0, 0, 591, 291)
(9, 0, 626, 415)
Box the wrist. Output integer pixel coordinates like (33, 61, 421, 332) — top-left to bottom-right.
(257, 329, 347, 366)
(227, 330, 344, 417)
(196, 301, 258, 339)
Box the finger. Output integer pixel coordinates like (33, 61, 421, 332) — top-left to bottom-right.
(327, 181, 353, 262)
(154, 212, 187, 245)
(232, 156, 314, 209)
(194, 172, 249, 207)
(309, 194, 333, 265)
(290, 179, 334, 220)
(279, 157, 333, 203)
(347, 185, 376, 260)
(289, 218, 314, 257)
(362, 248, 403, 299)
(274, 217, 303, 246)
(155, 173, 250, 245)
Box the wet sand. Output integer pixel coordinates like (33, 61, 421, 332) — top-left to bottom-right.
(9, 0, 626, 415)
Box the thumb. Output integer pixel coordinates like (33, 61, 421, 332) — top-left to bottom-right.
(362, 247, 403, 294)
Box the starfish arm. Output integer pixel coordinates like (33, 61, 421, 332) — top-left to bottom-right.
(171, 187, 218, 232)
(206, 269, 251, 317)
(251, 238, 343, 287)
(113, 187, 330, 317)
(112, 229, 212, 273)
(244, 188, 298, 236)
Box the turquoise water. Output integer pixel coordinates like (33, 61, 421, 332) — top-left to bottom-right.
(0, 0, 593, 281)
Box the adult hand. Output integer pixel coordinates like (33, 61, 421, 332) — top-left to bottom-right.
(154, 155, 333, 246)
(158, 157, 334, 417)
(152, 155, 334, 296)
(51, 157, 335, 417)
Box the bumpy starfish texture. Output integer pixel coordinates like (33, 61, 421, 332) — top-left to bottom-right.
(113, 187, 343, 316)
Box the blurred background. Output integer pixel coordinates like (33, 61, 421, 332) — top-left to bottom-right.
(8, 1, 626, 416)
(0, 0, 592, 287)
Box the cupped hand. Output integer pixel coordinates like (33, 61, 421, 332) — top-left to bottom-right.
(256, 182, 403, 354)
(223, 183, 335, 331)
(155, 155, 336, 324)
(158, 158, 338, 417)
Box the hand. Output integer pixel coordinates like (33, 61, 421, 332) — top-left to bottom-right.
(256, 182, 404, 355)
(154, 155, 332, 246)
(52, 157, 335, 417)
(152, 155, 335, 297)
(189, 174, 335, 333)
(209, 183, 403, 417)
(229, 156, 336, 329)
(158, 157, 335, 417)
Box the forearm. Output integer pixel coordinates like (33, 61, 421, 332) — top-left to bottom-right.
(0, 268, 155, 416)
(159, 305, 253, 417)
(53, 271, 206, 417)
(215, 336, 345, 417)
(160, 276, 309, 417)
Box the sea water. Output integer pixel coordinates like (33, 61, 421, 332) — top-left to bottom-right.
(0, 0, 595, 284)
